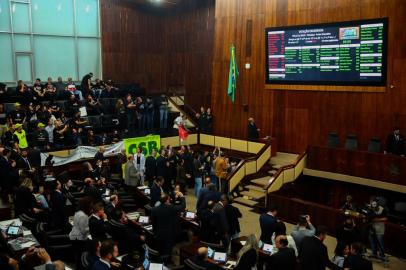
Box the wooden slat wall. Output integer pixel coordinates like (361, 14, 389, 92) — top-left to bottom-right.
(101, 0, 215, 108)
(211, 0, 406, 153)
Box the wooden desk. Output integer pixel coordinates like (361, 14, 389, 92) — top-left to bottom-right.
(307, 145, 406, 186)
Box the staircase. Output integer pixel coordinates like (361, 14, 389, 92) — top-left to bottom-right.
(233, 152, 300, 210)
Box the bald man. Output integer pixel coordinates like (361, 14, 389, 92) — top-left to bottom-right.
(190, 247, 220, 270)
(269, 235, 296, 270)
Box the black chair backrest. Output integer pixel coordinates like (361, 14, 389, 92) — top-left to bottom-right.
(345, 134, 358, 150)
(327, 132, 340, 148)
(368, 137, 381, 153)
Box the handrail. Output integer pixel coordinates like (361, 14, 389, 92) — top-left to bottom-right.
(176, 95, 199, 117)
(264, 151, 307, 207)
(167, 95, 199, 128)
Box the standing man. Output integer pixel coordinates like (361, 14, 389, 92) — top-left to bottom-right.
(125, 94, 136, 136)
(145, 149, 157, 185)
(299, 226, 341, 270)
(215, 152, 228, 193)
(13, 123, 28, 150)
(368, 199, 388, 261)
(247, 117, 260, 141)
(385, 127, 405, 156)
(213, 194, 230, 248)
(159, 94, 168, 130)
(259, 204, 278, 245)
(151, 193, 186, 261)
(291, 215, 316, 250)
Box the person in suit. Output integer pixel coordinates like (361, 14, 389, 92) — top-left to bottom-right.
(291, 214, 316, 250)
(385, 127, 405, 155)
(151, 193, 186, 258)
(89, 202, 110, 241)
(14, 178, 41, 218)
(105, 195, 120, 220)
(92, 240, 117, 270)
(268, 235, 296, 270)
(150, 176, 165, 206)
(213, 194, 230, 248)
(84, 178, 103, 202)
(196, 177, 213, 211)
(225, 197, 242, 240)
(145, 149, 157, 184)
(247, 117, 260, 141)
(49, 180, 68, 230)
(259, 204, 278, 244)
(133, 147, 146, 185)
(0, 148, 18, 202)
(299, 225, 341, 270)
(198, 200, 219, 243)
(124, 155, 141, 187)
(343, 242, 373, 270)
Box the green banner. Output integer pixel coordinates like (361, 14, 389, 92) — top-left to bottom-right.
(124, 135, 160, 156)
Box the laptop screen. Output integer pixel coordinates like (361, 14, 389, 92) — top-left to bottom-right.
(149, 263, 163, 270)
(213, 252, 227, 262)
(262, 243, 274, 253)
(185, 212, 196, 219)
(7, 226, 20, 235)
(139, 216, 149, 224)
(207, 247, 214, 258)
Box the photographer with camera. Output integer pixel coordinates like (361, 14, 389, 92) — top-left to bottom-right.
(367, 199, 388, 261)
(291, 215, 315, 251)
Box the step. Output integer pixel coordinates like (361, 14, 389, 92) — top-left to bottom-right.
(272, 164, 283, 169)
(233, 197, 258, 207)
(245, 185, 266, 192)
(240, 190, 266, 200)
(268, 170, 278, 175)
(251, 176, 272, 187)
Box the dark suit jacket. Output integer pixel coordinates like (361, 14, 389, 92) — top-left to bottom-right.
(299, 236, 340, 270)
(150, 182, 163, 206)
(49, 190, 67, 228)
(151, 197, 186, 243)
(156, 156, 167, 177)
(0, 156, 18, 190)
(91, 260, 110, 270)
(145, 156, 157, 180)
(213, 202, 229, 236)
(198, 208, 218, 243)
(259, 213, 277, 244)
(104, 203, 118, 220)
(386, 133, 405, 155)
(197, 190, 221, 212)
(343, 254, 373, 270)
(14, 186, 37, 216)
(89, 215, 109, 240)
(225, 204, 242, 236)
(268, 247, 296, 270)
(248, 123, 259, 141)
(84, 185, 102, 202)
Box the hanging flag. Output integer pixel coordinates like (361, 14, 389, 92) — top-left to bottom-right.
(178, 124, 189, 141)
(227, 44, 239, 103)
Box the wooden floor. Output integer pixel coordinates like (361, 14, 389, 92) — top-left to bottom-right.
(185, 189, 406, 270)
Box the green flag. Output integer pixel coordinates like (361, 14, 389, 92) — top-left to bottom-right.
(227, 44, 239, 103)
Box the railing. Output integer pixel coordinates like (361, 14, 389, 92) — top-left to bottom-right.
(167, 95, 198, 129)
(264, 151, 307, 208)
(198, 134, 272, 192)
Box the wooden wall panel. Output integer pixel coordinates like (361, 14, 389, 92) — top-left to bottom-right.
(101, 0, 214, 108)
(211, 0, 406, 153)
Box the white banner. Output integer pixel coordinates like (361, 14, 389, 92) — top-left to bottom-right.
(41, 141, 125, 167)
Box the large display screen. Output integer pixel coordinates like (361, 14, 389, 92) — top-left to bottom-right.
(265, 18, 387, 86)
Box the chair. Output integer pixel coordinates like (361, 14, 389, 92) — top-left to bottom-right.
(368, 137, 381, 153)
(45, 234, 74, 262)
(345, 134, 358, 150)
(327, 132, 340, 148)
(184, 259, 206, 270)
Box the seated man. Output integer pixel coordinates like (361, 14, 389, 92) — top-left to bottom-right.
(89, 202, 110, 241)
(92, 240, 119, 270)
(269, 235, 297, 270)
(343, 242, 373, 270)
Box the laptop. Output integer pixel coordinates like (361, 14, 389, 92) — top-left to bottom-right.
(207, 247, 214, 258)
(144, 188, 150, 195)
(6, 225, 21, 236)
(262, 243, 274, 253)
(185, 211, 196, 219)
(138, 216, 150, 224)
(149, 263, 163, 270)
(213, 252, 227, 263)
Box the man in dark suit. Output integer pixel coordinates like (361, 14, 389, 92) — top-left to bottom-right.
(299, 225, 341, 270)
(198, 200, 219, 243)
(145, 149, 157, 184)
(151, 193, 186, 258)
(268, 235, 296, 270)
(385, 127, 405, 155)
(197, 183, 221, 213)
(89, 203, 110, 241)
(247, 117, 260, 141)
(343, 242, 373, 270)
(259, 204, 278, 244)
(156, 149, 167, 177)
(213, 194, 230, 248)
(92, 240, 116, 270)
(150, 176, 164, 206)
(84, 178, 102, 202)
(104, 195, 119, 220)
(49, 180, 68, 230)
(0, 148, 18, 202)
(225, 197, 242, 239)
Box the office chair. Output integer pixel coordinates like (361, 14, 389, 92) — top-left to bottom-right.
(184, 258, 206, 270)
(345, 134, 358, 150)
(368, 137, 381, 153)
(327, 132, 340, 148)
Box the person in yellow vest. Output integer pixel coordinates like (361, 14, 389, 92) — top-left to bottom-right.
(215, 152, 229, 193)
(13, 123, 28, 150)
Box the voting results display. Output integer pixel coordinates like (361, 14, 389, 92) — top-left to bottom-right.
(265, 18, 387, 86)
